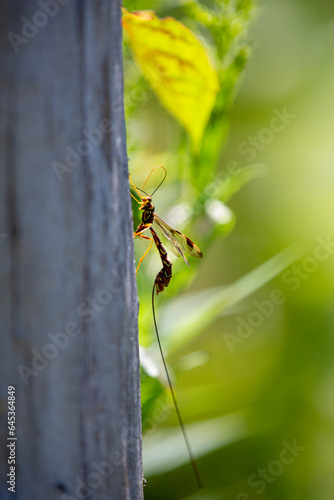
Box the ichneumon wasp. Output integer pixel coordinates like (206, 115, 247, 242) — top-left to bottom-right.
(130, 166, 204, 490)
(130, 166, 203, 293)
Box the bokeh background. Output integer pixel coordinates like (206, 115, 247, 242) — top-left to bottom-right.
(124, 0, 334, 498)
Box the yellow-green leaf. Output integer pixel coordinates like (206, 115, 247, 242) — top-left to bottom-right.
(122, 8, 220, 152)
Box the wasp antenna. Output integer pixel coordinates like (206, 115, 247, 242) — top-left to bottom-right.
(136, 186, 150, 196)
(150, 166, 167, 196)
(140, 166, 167, 197)
(151, 285, 203, 490)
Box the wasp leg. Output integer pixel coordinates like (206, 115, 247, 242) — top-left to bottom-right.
(134, 222, 151, 237)
(130, 190, 141, 204)
(134, 233, 154, 274)
(129, 173, 143, 201)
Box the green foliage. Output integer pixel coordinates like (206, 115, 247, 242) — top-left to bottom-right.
(123, 1, 334, 498)
(122, 0, 320, 498)
(123, 8, 220, 151)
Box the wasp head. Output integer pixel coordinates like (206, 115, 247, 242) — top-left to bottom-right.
(140, 196, 153, 211)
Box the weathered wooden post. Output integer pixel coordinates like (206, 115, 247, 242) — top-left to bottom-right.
(0, 1, 143, 498)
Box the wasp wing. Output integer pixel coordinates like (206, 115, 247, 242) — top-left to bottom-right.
(153, 215, 202, 267)
(152, 218, 189, 265)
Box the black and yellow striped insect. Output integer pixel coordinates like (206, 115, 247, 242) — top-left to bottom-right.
(130, 166, 203, 294)
(130, 166, 204, 490)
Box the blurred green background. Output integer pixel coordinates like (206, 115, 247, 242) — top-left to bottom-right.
(124, 0, 334, 498)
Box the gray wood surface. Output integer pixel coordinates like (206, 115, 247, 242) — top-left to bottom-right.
(0, 1, 143, 498)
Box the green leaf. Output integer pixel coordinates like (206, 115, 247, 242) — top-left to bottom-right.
(143, 409, 274, 476)
(157, 243, 305, 354)
(122, 8, 220, 152)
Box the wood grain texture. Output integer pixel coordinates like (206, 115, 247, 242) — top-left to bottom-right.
(0, 1, 143, 498)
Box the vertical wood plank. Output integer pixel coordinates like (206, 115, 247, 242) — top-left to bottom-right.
(0, 1, 143, 498)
